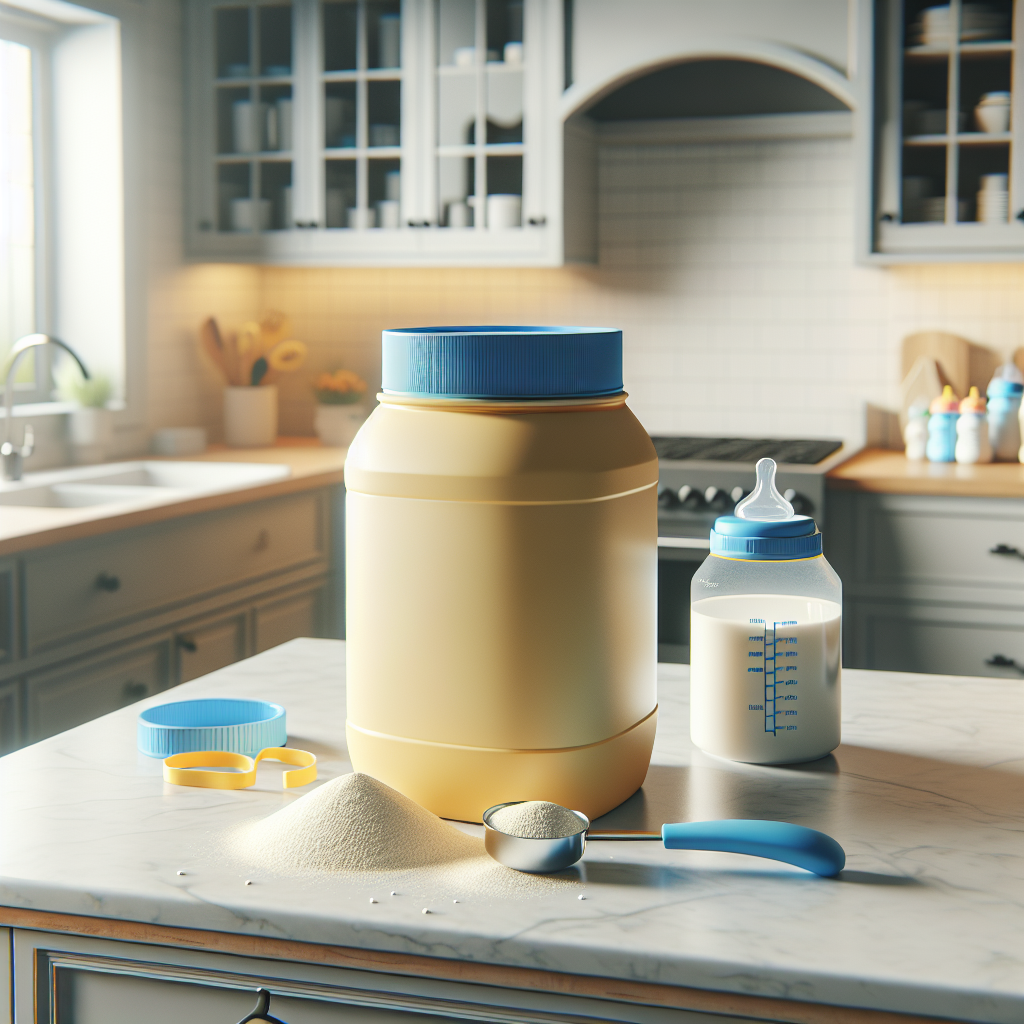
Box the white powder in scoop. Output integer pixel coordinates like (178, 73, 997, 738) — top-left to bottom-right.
(489, 801, 586, 839)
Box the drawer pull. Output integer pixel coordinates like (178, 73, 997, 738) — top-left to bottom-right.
(989, 544, 1024, 560)
(253, 529, 270, 553)
(175, 634, 198, 653)
(985, 654, 1024, 675)
(238, 988, 287, 1024)
(95, 572, 121, 592)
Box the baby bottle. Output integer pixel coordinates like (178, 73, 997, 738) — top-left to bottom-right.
(690, 459, 842, 765)
(903, 403, 929, 461)
(986, 364, 1023, 462)
(926, 385, 959, 462)
(955, 387, 992, 464)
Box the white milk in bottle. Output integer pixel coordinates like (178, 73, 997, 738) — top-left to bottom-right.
(690, 459, 842, 764)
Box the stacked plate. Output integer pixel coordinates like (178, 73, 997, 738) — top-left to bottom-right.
(910, 4, 1009, 45)
(977, 173, 1009, 223)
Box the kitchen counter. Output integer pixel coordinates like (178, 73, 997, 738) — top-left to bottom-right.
(0, 438, 346, 556)
(827, 448, 1024, 498)
(1, 640, 1021, 1024)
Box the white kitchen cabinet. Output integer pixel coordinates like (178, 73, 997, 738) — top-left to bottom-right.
(826, 490, 1024, 676)
(185, 0, 566, 265)
(860, 0, 1024, 260)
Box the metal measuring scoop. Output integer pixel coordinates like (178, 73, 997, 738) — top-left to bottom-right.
(482, 802, 845, 877)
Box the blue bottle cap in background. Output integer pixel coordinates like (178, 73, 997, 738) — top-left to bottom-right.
(711, 515, 822, 560)
(987, 378, 1024, 398)
(381, 326, 623, 399)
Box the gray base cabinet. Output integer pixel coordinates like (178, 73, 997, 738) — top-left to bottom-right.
(11, 929, 765, 1024)
(826, 490, 1024, 676)
(0, 486, 342, 755)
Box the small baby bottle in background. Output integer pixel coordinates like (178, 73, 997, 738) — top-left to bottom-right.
(926, 385, 959, 462)
(955, 387, 992, 464)
(986, 364, 1023, 462)
(904, 403, 929, 461)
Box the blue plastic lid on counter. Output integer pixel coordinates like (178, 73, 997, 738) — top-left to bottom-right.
(381, 326, 623, 399)
(138, 698, 286, 758)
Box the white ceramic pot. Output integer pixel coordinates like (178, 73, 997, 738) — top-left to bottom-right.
(487, 193, 521, 229)
(224, 385, 277, 447)
(315, 403, 367, 447)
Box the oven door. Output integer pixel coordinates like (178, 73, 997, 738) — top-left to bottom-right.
(657, 539, 709, 664)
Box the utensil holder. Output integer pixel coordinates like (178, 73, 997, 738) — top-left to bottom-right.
(224, 385, 277, 447)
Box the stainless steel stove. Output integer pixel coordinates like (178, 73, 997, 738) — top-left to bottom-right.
(653, 436, 848, 664)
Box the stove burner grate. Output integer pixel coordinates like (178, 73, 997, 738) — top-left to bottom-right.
(651, 437, 842, 465)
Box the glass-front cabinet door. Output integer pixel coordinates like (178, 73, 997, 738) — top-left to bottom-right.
(185, 0, 563, 264)
(868, 0, 1024, 259)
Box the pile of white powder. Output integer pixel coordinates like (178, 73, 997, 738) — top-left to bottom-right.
(488, 801, 586, 839)
(231, 773, 580, 899)
(239, 772, 480, 873)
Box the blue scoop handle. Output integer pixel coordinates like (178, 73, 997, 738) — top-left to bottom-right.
(661, 819, 845, 877)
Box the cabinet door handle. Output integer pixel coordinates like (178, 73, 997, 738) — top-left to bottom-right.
(95, 572, 121, 592)
(253, 529, 270, 552)
(238, 988, 286, 1024)
(989, 544, 1024, 560)
(985, 654, 1024, 675)
(175, 634, 198, 653)
(123, 680, 148, 699)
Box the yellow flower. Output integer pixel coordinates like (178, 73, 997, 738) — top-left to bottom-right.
(266, 339, 307, 372)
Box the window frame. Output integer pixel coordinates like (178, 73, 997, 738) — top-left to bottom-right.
(0, 8, 57, 405)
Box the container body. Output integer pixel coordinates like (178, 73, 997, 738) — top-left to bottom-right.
(903, 417, 928, 461)
(690, 554, 842, 764)
(345, 394, 659, 821)
(955, 413, 992, 464)
(988, 394, 1021, 461)
(926, 411, 958, 462)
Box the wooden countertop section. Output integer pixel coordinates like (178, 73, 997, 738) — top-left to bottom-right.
(827, 448, 1024, 498)
(0, 438, 346, 557)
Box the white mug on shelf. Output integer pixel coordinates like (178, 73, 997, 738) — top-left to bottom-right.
(503, 42, 523, 65)
(347, 207, 376, 229)
(446, 200, 471, 227)
(232, 100, 266, 153)
(231, 197, 272, 231)
(487, 193, 521, 229)
(385, 169, 401, 201)
(376, 199, 401, 229)
(224, 386, 277, 448)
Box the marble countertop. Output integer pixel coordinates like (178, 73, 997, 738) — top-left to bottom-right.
(0, 639, 1021, 1022)
(828, 448, 1024, 498)
(0, 439, 346, 555)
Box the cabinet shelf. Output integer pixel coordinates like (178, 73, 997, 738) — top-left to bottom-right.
(904, 132, 1012, 145)
(905, 40, 1015, 58)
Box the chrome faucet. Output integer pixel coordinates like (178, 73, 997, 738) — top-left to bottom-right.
(3, 333, 90, 481)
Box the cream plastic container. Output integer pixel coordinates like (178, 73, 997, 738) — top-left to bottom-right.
(344, 326, 659, 822)
(690, 459, 842, 764)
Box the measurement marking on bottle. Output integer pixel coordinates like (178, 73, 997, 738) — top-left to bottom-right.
(753, 618, 798, 735)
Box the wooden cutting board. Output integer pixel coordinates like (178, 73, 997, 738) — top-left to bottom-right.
(901, 331, 970, 398)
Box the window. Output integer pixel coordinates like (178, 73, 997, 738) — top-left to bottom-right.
(0, 0, 124, 409)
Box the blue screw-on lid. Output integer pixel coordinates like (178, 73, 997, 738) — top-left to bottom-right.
(137, 698, 286, 758)
(381, 326, 623, 399)
(711, 515, 822, 560)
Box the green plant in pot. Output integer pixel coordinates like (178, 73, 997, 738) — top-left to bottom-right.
(58, 364, 115, 463)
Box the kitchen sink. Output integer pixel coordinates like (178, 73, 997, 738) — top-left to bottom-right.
(0, 460, 291, 508)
